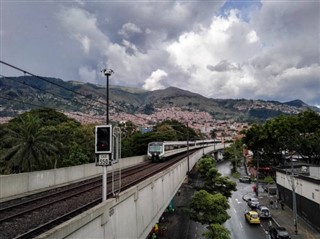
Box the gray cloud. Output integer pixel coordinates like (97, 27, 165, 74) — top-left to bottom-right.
(207, 60, 240, 72)
(1, 0, 319, 107)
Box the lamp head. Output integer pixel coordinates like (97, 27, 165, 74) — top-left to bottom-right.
(101, 69, 114, 76)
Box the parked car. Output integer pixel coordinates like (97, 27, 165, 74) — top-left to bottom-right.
(248, 198, 260, 208)
(239, 176, 251, 183)
(263, 184, 277, 195)
(244, 210, 261, 224)
(257, 205, 271, 218)
(269, 226, 291, 239)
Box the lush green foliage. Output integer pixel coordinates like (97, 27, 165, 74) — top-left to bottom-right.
(121, 119, 199, 158)
(0, 111, 202, 173)
(196, 156, 237, 198)
(223, 140, 244, 173)
(205, 167, 236, 198)
(196, 156, 216, 176)
(0, 108, 95, 174)
(189, 156, 235, 237)
(189, 190, 230, 225)
(242, 110, 320, 165)
(0, 113, 59, 173)
(203, 224, 231, 239)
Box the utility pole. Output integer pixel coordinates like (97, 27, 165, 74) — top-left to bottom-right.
(256, 151, 259, 197)
(291, 157, 298, 235)
(202, 138, 205, 155)
(187, 122, 190, 174)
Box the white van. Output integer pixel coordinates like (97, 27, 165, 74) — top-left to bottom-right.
(257, 205, 271, 218)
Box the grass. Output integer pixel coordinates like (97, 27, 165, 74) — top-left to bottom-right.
(232, 171, 241, 179)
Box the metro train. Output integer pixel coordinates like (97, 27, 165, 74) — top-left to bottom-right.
(147, 139, 218, 162)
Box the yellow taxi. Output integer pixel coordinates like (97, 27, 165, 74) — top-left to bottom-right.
(244, 210, 261, 224)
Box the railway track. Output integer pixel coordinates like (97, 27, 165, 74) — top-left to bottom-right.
(0, 153, 189, 239)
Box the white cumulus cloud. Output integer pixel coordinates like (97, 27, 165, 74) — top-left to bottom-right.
(143, 69, 168, 91)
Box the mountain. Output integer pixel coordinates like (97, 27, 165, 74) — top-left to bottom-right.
(0, 76, 318, 122)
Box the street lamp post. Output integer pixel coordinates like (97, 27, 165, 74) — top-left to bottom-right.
(102, 69, 114, 124)
(187, 122, 190, 174)
(101, 68, 114, 201)
(256, 151, 260, 197)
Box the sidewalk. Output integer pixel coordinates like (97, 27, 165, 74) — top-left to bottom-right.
(244, 190, 320, 239)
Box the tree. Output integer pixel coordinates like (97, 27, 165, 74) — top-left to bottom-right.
(9, 108, 80, 127)
(0, 108, 97, 173)
(118, 121, 138, 139)
(294, 110, 320, 164)
(203, 224, 231, 239)
(49, 121, 94, 168)
(196, 157, 237, 198)
(189, 190, 230, 225)
(203, 167, 237, 198)
(210, 129, 217, 140)
(1, 114, 58, 173)
(63, 142, 90, 166)
(223, 140, 243, 173)
(206, 175, 237, 198)
(242, 110, 320, 166)
(121, 119, 203, 158)
(155, 120, 199, 141)
(196, 156, 215, 177)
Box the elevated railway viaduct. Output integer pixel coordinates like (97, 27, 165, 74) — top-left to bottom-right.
(0, 144, 225, 239)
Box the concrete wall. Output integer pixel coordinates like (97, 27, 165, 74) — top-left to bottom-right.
(1, 146, 228, 239)
(36, 148, 210, 239)
(0, 144, 225, 201)
(276, 171, 320, 204)
(0, 155, 146, 200)
(310, 166, 320, 178)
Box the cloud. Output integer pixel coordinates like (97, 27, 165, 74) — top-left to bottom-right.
(58, 7, 110, 52)
(165, 9, 262, 98)
(78, 66, 97, 84)
(143, 69, 168, 91)
(1, 1, 319, 106)
(118, 22, 143, 39)
(207, 60, 240, 72)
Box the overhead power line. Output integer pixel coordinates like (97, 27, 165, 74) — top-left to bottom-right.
(0, 74, 106, 113)
(0, 60, 144, 123)
(0, 60, 108, 107)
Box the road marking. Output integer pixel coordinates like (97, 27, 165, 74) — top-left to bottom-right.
(235, 198, 242, 204)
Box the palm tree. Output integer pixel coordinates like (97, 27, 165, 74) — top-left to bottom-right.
(210, 129, 217, 140)
(1, 114, 58, 173)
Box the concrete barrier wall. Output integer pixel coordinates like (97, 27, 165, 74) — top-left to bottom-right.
(0, 145, 224, 201)
(37, 151, 201, 239)
(0, 155, 146, 200)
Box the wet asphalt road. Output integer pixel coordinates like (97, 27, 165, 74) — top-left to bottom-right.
(155, 161, 270, 239)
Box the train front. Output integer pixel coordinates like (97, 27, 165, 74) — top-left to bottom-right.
(147, 142, 164, 162)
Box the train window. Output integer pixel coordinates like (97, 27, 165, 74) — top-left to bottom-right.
(149, 145, 162, 152)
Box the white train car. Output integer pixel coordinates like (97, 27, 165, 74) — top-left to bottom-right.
(147, 140, 217, 162)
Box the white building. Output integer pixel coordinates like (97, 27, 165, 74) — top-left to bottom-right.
(275, 165, 320, 232)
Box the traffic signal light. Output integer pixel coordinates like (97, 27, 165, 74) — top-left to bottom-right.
(95, 125, 112, 154)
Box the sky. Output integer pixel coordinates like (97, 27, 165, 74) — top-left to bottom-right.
(1, 0, 319, 107)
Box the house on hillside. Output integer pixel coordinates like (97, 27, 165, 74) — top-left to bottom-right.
(275, 165, 320, 232)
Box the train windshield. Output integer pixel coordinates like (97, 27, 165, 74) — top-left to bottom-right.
(149, 145, 162, 152)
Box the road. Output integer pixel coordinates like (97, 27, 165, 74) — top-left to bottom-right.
(218, 161, 270, 239)
(160, 160, 271, 239)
